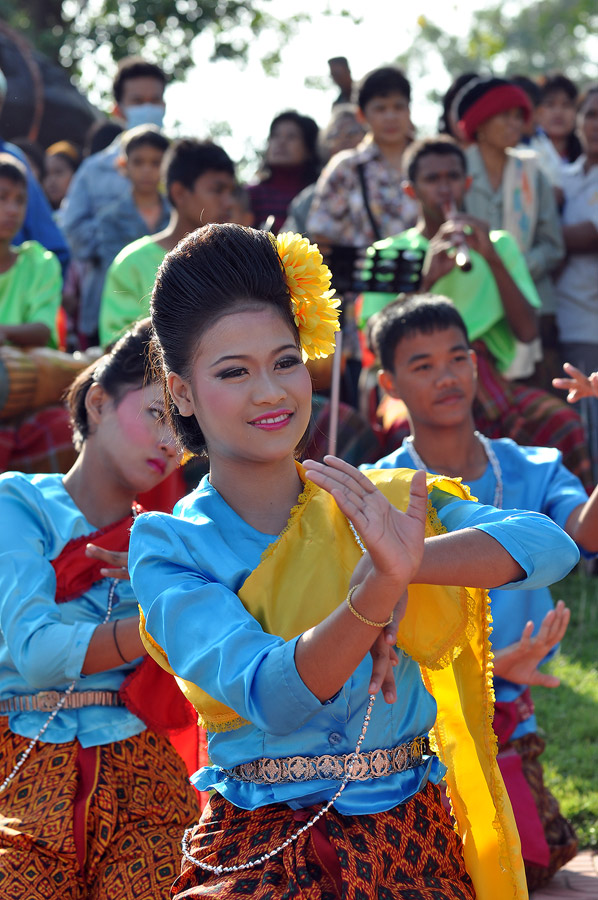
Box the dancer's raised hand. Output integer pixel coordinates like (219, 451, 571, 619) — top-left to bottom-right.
(295, 460, 426, 705)
(303, 456, 428, 586)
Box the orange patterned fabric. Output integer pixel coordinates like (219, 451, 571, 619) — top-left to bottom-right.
(0, 720, 199, 899)
(173, 782, 475, 900)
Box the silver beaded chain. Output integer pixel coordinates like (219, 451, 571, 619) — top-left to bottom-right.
(0, 578, 119, 795)
(181, 518, 375, 876)
(403, 432, 503, 509)
(474, 432, 503, 509)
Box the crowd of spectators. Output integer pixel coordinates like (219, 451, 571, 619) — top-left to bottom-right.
(0, 47, 597, 897)
(0, 54, 597, 487)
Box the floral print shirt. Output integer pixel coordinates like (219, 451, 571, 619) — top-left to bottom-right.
(306, 135, 418, 248)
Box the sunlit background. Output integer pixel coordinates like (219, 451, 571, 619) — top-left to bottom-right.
(79, 0, 493, 177)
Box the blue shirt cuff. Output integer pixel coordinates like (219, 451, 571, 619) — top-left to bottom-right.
(268, 635, 327, 731)
(64, 622, 98, 681)
(473, 519, 579, 589)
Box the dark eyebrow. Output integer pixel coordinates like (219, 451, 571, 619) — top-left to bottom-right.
(210, 344, 299, 368)
(422, 167, 463, 178)
(407, 343, 468, 364)
(449, 343, 469, 352)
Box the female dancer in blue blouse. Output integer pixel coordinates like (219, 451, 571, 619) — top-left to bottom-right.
(0, 320, 199, 899)
(130, 224, 579, 900)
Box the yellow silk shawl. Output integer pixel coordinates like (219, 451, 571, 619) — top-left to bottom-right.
(139, 466, 527, 900)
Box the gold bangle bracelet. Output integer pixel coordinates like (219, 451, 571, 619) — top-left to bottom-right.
(345, 585, 393, 629)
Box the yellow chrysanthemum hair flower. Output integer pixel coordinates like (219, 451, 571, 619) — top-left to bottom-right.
(276, 232, 341, 360)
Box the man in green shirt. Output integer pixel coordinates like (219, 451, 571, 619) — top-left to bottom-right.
(99, 139, 235, 347)
(359, 135, 541, 376)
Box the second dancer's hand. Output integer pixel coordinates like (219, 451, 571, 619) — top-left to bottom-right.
(492, 601, 570, 688)
(86, 544, 129, 580)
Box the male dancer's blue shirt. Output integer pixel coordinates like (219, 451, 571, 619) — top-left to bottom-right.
(364, 438, 586, 738)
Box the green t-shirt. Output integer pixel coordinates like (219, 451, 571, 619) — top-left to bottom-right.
(99, 235, 166, 347)
(0, 241, 61, 348)
(360, 228, 542, 372)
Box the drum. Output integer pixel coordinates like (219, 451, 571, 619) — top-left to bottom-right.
(0, 346, 89, 421)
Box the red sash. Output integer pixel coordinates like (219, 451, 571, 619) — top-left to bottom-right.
(51, 509, 207, 789)
(53, 504, 143, 604)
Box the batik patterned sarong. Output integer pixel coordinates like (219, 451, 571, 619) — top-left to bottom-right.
(0, 721, 199, 899)
(173, 781, 475, 900)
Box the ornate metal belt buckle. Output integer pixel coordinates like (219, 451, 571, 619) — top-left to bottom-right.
(261, 757, 284, 783)
(370, 748, 391, 778)
(286, 756, 311, 781)
(315, 754, 344, 780)
(36, 691, 60, 711)
(345, 752, 369, 781)
(409, 736, 424, 763)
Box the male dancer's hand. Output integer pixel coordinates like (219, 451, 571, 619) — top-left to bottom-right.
(492, 601, 570, 688)
(553, 362, 598, 402)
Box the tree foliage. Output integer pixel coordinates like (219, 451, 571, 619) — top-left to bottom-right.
(404, 0, 598, 87)
(3, 1, 306, 83)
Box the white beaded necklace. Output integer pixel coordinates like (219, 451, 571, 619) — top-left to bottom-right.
(403, 431, 503, 509)
(0, 578, 119, 795)
(181, 520, 377, 876)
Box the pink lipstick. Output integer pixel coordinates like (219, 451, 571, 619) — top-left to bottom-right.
(249, 410, 293, 431)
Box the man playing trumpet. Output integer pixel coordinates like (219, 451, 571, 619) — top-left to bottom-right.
(360, 135, 540, 375)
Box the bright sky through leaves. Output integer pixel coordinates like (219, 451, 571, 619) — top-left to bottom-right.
(80, 0, 492, 172)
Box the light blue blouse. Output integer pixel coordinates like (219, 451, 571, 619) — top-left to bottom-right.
(366, 440, 586, 738)
(0, 472, 145, 747)
(129, 471, 579, 811)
